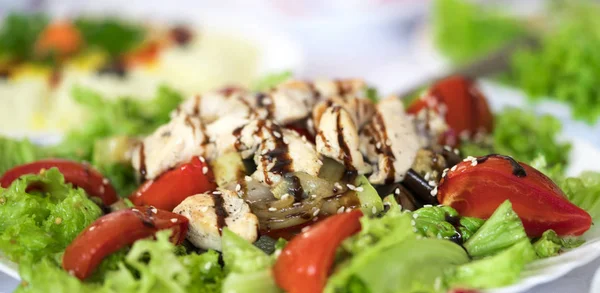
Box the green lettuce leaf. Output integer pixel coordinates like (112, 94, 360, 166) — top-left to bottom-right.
(0, 137, 47, 175)
(560, 171, 600, 221)
(74, 18, 145, 58)
(252, 71, 292, 92)
(221, 228, 280, 293)
(532, 230, 584, 258)
(447, 239, 536, 289)
(463, 200, 527, 258)
(412, 205, 484, 242)
(0, 13, 48, 61)
(0, 168, 102, 263)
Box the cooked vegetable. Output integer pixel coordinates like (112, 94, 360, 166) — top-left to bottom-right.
(129, 156, 217, 211)
(273, 210, 363, 293)
(35, 21, 82, 57)
(354, 175, 384, 215)
(1, 159, 119, 206)
(447, 239, 536, 289)
(438, 155, 591, 236)
(407, 76, 494, 145)
(463, 200, 527, 258)
(211, 152, 246, 187)
(62, 207, 189, 280)
(0, 168, 102, 263)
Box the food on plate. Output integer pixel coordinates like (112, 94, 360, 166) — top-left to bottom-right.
(1, 74, 598, 293)
(0, 13, 260, 135)
(433, 0, 600, 124)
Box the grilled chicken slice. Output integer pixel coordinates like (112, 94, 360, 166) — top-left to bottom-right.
(234, 119, 322, 186)
(315, 106, 372, 175)
(173, 189, 258, 251)
(312, 96, 376, 131)
(131, 112, 207, 180)
(311, 79, 367, 98)
(204, 115, 249, 160)
(412, 107, 450, 148)
(174, 88, 257, 123)
(360, 97, 420, 184)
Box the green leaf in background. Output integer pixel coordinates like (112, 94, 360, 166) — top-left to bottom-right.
(0, 137, 47, 175)
(460, 107, 571, 177)
(463, 200, 528, 258)
(251, 71, 292, 92)
(560, 171, 600, 221)
(433, 0, 526, 64)
(74, 18, 145, 58)
(0, 13, 48, 61)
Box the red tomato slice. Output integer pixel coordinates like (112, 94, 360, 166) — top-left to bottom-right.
(408, 76, 494, 141)
(438, 155, 591, 237)
(0, 159, 118, 206)
(62, 206, 188, 280)
(273, 210, 363, 293)
(129, 156, 216, 211)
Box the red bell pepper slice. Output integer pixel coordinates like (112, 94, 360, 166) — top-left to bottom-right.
(62, 206, 188, 280)
(407, 76, 494, 144)
(438, 155, 591, 237)
(0, 159, 118, 206)
(273, 210, 363, 293)
(129, 156, 217, 211)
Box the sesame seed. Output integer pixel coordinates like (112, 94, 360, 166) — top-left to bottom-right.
(371, 206, 377, 215)
(346, 184, 357, 191)
(411, 220, 416, 226)
(386, 139, 392, 146)
(443, 168, 449, 173)
(311, 194, 317, 199)
(313, 209, 320, 217)
(235, 184, 241, 192)
(317, 160, 323, 165)
(313, 217, 319, 222)
(394, 188, 401, 195)
(55, 217, 62, 225)
(151, 207, 158, 214)
(202, 166, 208, 174)
(443, 145, 452, 152)
(301, 226, 311, 233)
(412, 213, 419, 219)
(451, 165, 457, 171)
(334, 182, 343, 190)
(376, 142, 382, 149)
(454, 149, 460, 155)
(89, 226, 96, 231)
(345, 208, 353, 213)
(102, 178, 109, 185)
(463, 156, 476, 162)
(356, 186, 364, 192)
(428, 180, 436, 186)
(423, 204, 433, 208)
(337, 207, 345, 214)
(262, 97, 272, 105)
(424, 172, 431, 181)
(273, 131, 282, 138)
(132, 208, 139, 212)
(293, 202, 302, 207)
(302, 135, 308, 142)
(471, 160, 478, 167)
(201, 206, 209, 212)
(245, 176, 253, 182)
(170, 218, 178, 223)
(268, 207, 277, 212)
(200, 156, 206, 163)
(430, 187, 438, 197)
(39, 168, 46, 175)
(283, 137, 290, 144)
(0, 197, 5, 204)
(260, 148, 268, 155)
(281, 194, 290, 200)
(212, 191, 222, 195)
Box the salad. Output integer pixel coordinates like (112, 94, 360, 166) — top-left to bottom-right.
(1, 74, 599, 293)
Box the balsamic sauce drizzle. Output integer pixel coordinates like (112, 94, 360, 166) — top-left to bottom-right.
(444, 213, 464, 245)
(211, 193, 229, 235)
(476, 154, 527, 177)
(138, 143, 147, 181)
(334, 107, 358, 183)
(288, 175, 305, 202)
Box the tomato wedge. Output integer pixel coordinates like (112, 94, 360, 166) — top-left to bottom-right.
(35, 21, 82, 57)
(407, 76, 494, 142)
(0, 159, 118, 206)
(129, 156, 216, 211)
(438, 155, 591, 237)
(62, 206, 188, 280)
(273, 210, 363, 293)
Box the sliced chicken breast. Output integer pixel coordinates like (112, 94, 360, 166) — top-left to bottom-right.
(173, 189, 258, 251)
(360, 97, 420, 184)
(131, 112, 207, 180)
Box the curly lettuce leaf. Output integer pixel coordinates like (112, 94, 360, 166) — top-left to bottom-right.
(0, 137, 47, 175)
(412, 205, 484, 242)
(17, 231, 223, 293)
(560, 171, 600, 221)
(0, 168, 102, 263)
(532, 229, 584, 258)
(463, 200, 527, 258)
(460, 108, 571, 176)
(447, 239, 536, 289)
